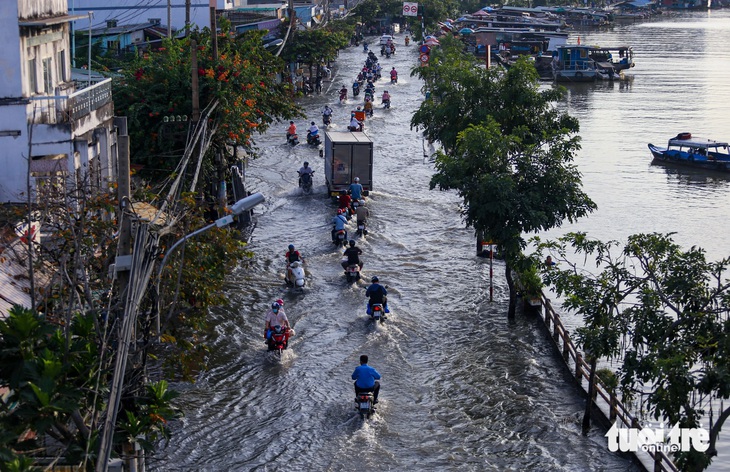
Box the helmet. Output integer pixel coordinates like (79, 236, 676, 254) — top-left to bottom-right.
(354, 177, 360, 182)
(288, 244, 295, 251)
(349, 240, 356, 247)
(271, 302, 280, 310)
(276, 298, 284, 306)
(311, 121, 315, 126)
(337, 208, 344, 214)
(304, 161, 309, 166)
(359, 199, 366, 206)
(289, 121, 294, 125)
(371, 276, 379, 283)
(392, 67, 396, 70)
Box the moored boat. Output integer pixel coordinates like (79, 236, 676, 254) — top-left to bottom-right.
(648, 133, 730, 172)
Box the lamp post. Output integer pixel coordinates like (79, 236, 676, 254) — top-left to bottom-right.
(154, 192, 265, 334)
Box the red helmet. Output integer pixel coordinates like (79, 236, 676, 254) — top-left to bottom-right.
(276, 298, 284, 306)
(338, 209, 345, 214)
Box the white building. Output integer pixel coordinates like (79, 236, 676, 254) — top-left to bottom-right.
(0, 0, 117, 204)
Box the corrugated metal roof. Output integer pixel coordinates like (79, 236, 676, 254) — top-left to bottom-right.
(0, 240, 51, 320)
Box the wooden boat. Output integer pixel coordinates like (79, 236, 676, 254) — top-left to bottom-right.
(648, 133, 730, 172)
(552, 45, 599, 82)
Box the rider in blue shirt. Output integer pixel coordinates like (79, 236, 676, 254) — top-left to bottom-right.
(331, 209, 348, 242)
(348, 177, 363, 201)
(352, 354, 381, 403)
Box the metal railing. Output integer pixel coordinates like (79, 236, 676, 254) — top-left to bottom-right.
(536, 295, 679, 472)
(68, 78, 113, 121)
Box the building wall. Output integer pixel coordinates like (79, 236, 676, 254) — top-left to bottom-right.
(19, 0, 68, 19)
(0, 105, 33, 203)
(0, 2, 23, 98)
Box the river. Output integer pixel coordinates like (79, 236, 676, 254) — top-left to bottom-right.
(152, 10, 730, 471)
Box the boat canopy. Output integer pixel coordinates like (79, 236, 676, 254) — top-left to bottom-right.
(668, 137, 729, 148)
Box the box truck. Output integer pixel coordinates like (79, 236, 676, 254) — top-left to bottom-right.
(323, 131, 374, 197)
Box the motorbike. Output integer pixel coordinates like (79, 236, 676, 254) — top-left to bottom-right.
(382, 99, 391, 109)
(307, 131, 321, 147)
(370, 303, 385, 323)
(267, 325, 290, 355)
(405, 36, 410, 46)
(363, 43, 368, 53)
(356, 219, 368, 236)
(355, 390, 375, 419)
(322, 113, 332, 127)
(342, 257, 361, 283)
(300, 171, 314, 194)
(352, 84, 360, 97)
(287, 133, 299, 146)
(334, 229, 348, 247)
(364, 107, 373, 118)
(286, 260, 306, 288)
(391, 75, 398, 84)
(385, 49, 391, 59)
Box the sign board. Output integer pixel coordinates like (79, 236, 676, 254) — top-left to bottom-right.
(419, 53, 429, 63)
(403, 2, 418, 16)
(419, 44, 430, 54)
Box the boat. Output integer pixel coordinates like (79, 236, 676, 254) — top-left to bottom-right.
(648, 133, 730, 172)
(552, 45, 599, 82)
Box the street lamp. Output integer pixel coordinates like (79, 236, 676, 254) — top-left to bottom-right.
(154, 192, 265, 334)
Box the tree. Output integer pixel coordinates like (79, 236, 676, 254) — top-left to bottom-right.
(537, 232, 730, 471)
(279, 27, 351, 83)
(113, 23, 301, 175)
(413, 37, 595, 316)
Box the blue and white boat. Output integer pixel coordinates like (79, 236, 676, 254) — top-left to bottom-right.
(552, 45, 599, 82)
(648, 133, 730, 172)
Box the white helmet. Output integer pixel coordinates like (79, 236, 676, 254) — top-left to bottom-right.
(354, 177, 360, 182)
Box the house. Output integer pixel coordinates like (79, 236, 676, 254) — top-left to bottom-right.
(84, 18, 169, 55)
(0, 0, 118, 206)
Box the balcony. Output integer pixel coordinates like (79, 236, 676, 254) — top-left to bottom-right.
(28, 78, 112, 124)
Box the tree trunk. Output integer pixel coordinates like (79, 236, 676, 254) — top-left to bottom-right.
(505, 263, 516, 318)
(582, 356, 597, 435)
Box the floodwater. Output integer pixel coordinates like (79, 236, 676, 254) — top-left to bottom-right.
(152, 11, 730, 471)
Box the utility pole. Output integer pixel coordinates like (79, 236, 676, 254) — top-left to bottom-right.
(185, 0, 191, 33)
(167, 0, 172, 38)
(210, 0, 218, 61)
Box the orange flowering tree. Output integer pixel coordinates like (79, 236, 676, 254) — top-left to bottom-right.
(114, 22, 302, 174)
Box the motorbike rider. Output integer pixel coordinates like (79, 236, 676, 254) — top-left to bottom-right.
(366, 276, 389, 314)
(308, 122, 320, 144)
(348, 177, 364, 201)
(286, 121, 297, 140)
(264, 301, 290, 343)
(322, 105, 333, 125)
(341, 239, 364, 270)
(348, 114, 363, 132)
(339, 85, 348, 100)
(298, 161, 314, 187)
(331, 208, 348, 243)
(363, 98, 374, 117)
(405, 36, 410, 46)
(382, 91, 391, 107)
(285, 244, 304, 283)
(390, 67, 398, 82)
(352, 354, 381, 404)
(363, 41, 368, 52)
(355, 199, 369, 229)
(338, 192, 352, 215)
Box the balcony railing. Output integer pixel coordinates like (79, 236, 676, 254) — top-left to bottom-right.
(28, 78, 113, 124)
(67, 78, 112, 121)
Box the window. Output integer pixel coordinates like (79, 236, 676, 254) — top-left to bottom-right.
(42, 58, 52, 94)
(28, 58, 37, 93)
(106, 40, 120, 52)
(56, 50, 66, 82)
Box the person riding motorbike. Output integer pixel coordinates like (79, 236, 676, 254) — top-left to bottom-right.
(348, 177, 363, 201)
(352, 81, 360, 96)
(339, 85, 348, 101)
(341, 239, 364, 270)
(338, 192, 352, 215)
(285, 244, 304, 283)
(331, 209, 349, 243)
(355, 199, 369, 231)
(322, 105, 333, 126)
(363, 41, 368, 52)
(366, 276, 389, 314)
(307, 122, 320, 145)
(286, 121, 297, 140)
(352, 354, 381, 404)
(264, 301, 290, 343)
(405, 36, 410, 46)
(363, 98, 374, 117)
(382, 91, 391, 107)
(390, 67, 398, 83)
(348, 114, 363, 132)
(298, 161, 314, 187)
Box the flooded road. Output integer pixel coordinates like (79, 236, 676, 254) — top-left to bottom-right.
(151, 12, 730, 470)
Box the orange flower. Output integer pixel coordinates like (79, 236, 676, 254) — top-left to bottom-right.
(245, 99, 255, 107)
